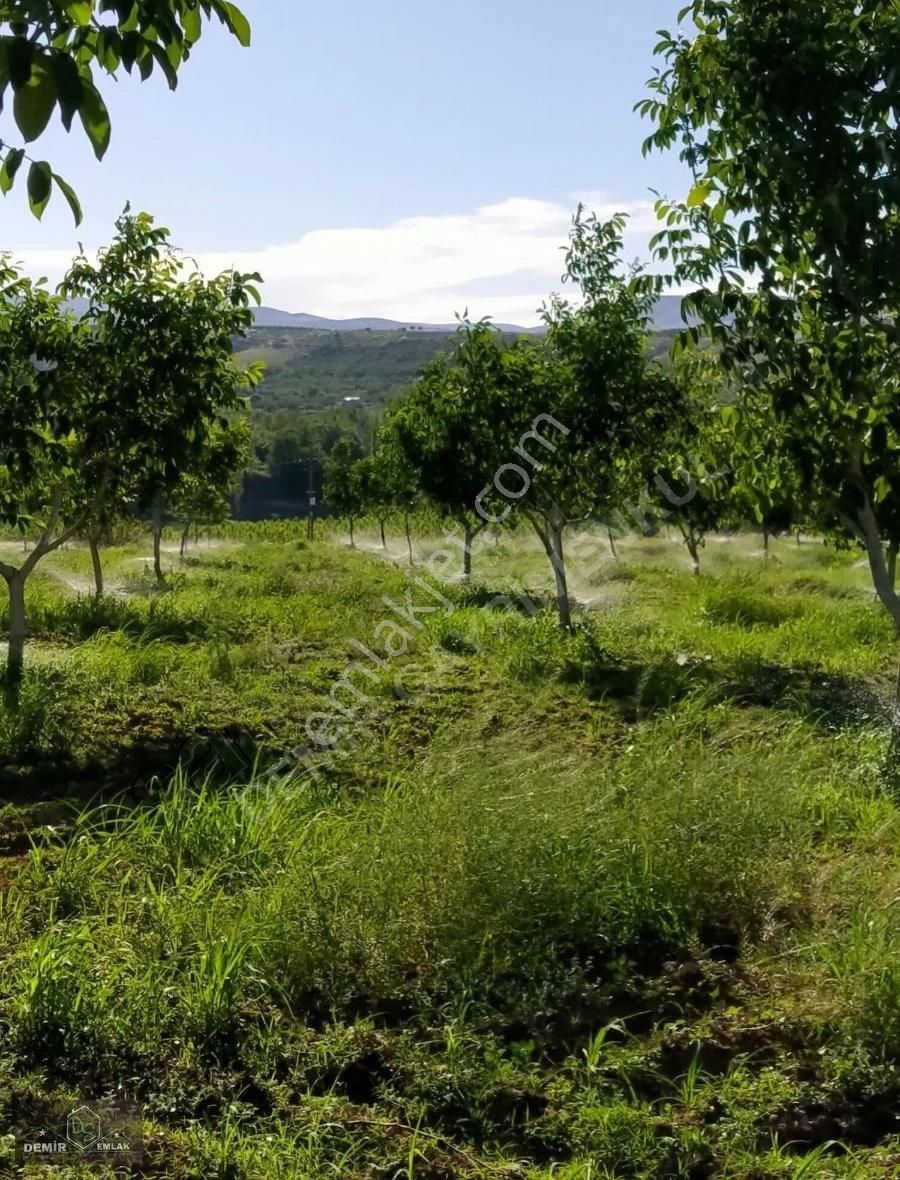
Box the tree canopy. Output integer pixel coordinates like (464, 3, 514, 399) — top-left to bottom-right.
(0, 210, 263, 679)
(643, 0, 900, 637)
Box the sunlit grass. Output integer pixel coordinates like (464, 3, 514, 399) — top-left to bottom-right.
(0, 523, 897, 1177)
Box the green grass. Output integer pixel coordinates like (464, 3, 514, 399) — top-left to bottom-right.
(0, 525, 899, 1176)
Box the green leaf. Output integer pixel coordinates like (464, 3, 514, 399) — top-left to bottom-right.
(182, 8, 202, 42)
(96, 28, 121, 72)
(120, 4, 140, 33)
(13, 63, 57, 142)
(687, 180, 714, 208)
(49, 52, 84, 130)
(0, 148, 24, 194)
(78, 79, 111, 159)
(52, 171, 83, 225)
(63, 1, 93, 25)
(6, 37, 34, 89)
(223, 3, 251, 46)
(149, 42, 179, 89)
(26, 160, 52, 219)
(165, 38, 184, 72)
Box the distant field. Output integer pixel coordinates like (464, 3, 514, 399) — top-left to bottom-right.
(0, 523, 898, 1178)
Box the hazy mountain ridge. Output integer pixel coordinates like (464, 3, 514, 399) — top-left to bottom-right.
(252, 294, 687, 334)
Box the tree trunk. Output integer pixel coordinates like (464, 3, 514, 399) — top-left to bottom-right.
(89, 534, 104, 597)
(762, 528, 770, 557)
(549, 525, 572, 630)
(180, 523, 191, 560)
(796, 528, 802, 546)
(607, 527, 619, 560)
(380, 519, 387, 550)
(686, 535, 701, 576)
(855, 499, 900, 636)
(889, 540, 898, 594)
(152, 505, 164, 586)
(529, 515, 572, 630)
(4, 572, 26, 685)
(404, 514, 414, 565)
(463, 524, 474, 581)
(349, 517, 356, 548)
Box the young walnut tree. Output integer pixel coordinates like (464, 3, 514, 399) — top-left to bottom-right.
(0, 211, 263, 682)
(643, 0, 900, 702)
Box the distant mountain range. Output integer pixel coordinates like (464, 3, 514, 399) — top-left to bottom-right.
(62, 295, 686, 334)
(251, 294, 687, 334)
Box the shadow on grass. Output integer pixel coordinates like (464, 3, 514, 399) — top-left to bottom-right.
(459, 584, 551, 614)
(0, 724, 266, 811)
(562, 651, 888, 731)
(29, 592, 213, 645)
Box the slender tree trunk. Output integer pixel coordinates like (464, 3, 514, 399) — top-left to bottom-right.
(762, 528, 770, 557)
(380, 519, 387, 550)
(607, 526, 619, 560)
(349, 517, 356, 548)
(180, 523, 191, 560)
(404, 514, 414, 566)
(89, 534, 104, 597)
(889, 540, 898, 594)
(463, 524, 474, 581)
(4, 572, 26, 685)
(855, 499, 900, 636)
(529, 514, 572, 629)
(686, 536, 701, 576)
(796, 528, 802, 546)
(152, 504, 164, 586)
(549, 524, 572, 630)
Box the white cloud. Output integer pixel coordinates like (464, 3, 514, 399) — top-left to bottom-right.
(8, 195, 660, 326)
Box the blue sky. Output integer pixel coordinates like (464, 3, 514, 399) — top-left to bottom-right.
(5, 0, 689, 324)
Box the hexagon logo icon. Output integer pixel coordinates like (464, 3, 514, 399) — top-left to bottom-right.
(66, 1106, 102, 1151)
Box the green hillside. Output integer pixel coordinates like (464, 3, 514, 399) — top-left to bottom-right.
(238, 327, 681, 414)
(236, 327, 473, 412)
